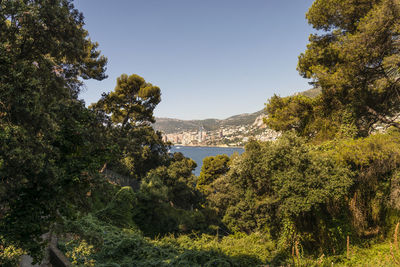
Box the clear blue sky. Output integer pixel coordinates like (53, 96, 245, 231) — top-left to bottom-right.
(74, 0, 315, 120)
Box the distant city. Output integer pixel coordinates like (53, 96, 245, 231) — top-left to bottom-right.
(160, 114, 280, 147)
(153, 89, 320, 147)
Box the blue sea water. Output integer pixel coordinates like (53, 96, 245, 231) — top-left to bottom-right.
(169, 146, 244, 176)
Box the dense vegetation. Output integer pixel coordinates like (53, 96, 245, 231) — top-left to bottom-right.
(267, 0, 400, 140)
(2, 0, 400, 266)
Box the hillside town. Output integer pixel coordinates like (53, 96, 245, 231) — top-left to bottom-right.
(161, 115, 280, 147)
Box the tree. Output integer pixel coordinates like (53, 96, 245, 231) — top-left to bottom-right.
(267, 0, 400, 138)
(92, 74, 161, 127)
(197, 155, 230, 194)
(0, 0, 107, 259)
(264, 93, 357, 140)
(265, 94, 316, 136)
(207, 135, 353, 251)
(130, 152, 205, 235)
(91, 74, 168, 179)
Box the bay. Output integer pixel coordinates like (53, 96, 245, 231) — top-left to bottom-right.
(169, 146, 244, 176)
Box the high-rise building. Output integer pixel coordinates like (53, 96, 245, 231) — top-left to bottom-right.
(198, 126, 204, 142)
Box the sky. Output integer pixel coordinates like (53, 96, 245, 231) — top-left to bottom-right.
(74, 0, 315, 120)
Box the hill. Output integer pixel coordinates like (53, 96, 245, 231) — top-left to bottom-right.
(153, 88, 320, 134)
(153, 110, 264, 134)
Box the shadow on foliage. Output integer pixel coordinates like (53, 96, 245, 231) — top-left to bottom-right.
(61, 214, 265, 267)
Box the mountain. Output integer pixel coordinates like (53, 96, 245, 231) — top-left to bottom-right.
(296, 87, 321, 98)
(153, 88, 320, 134)
(153, 110, 264, 134)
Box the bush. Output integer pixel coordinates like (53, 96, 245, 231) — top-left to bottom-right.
(61, 215, 277, 266)
(96, 186, 137, 228)
(0, 240, 25, 267)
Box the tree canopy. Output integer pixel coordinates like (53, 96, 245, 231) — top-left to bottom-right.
(4, 0, 400, 265)
(197, 154, 230, 194)
(91, 74, 167, 179)
(0, 0, 107, 259)
(266, 0, 400, 138)
(92, 74, 161, 128)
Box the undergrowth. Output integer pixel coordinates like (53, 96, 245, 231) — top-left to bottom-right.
(59, 214, 277, 267)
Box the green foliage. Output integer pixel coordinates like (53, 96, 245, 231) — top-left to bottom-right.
(142, 152, 199, 209)
(60, 215, 276, 267)
(92, 74, 161, 126)
(265, 94, 360, 141)
(65, 239, 96, 267)
(60, 216, 400, 266)
(197, 154, 230, 194)
(265, 94, 318, 136)
(205, 129, 400, 257)
(91, 74, 168, 179)
(0, 0, 108, 259)
(340, 240, 400, 267)
(326, 129, 400, 236)
(207, 134, 354, 252)
(296, 237, 400, 266)
(96, 187, 137, 228)
(259, 1, 400, 258)
(83, 176, 120, 214)
(306, 0, 380, 32)
(295, 0, 400, 136)
(331, 129, 400, 168)
(120, 126, 169, 179)
(268, 0, 400, 139)
(4, 0, 400, 265)
(132, 153, 206, 236)
(0, 239, 25, 267)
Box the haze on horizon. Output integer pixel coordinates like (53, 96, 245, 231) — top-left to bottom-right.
(74, 0, 314, 120)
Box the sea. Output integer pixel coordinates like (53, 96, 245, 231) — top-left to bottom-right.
(169, 146, 244, 176)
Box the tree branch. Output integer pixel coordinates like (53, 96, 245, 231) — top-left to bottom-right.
(366, 106, 400, 129)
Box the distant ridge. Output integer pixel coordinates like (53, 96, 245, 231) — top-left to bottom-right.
(294, 87, 321, 98)
(153, 110, 264, 134)
(153, 88, 320, 134)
